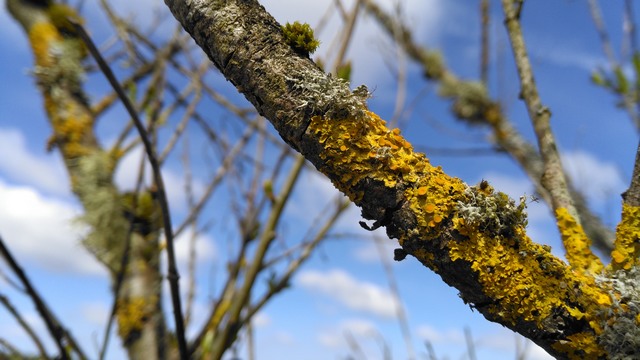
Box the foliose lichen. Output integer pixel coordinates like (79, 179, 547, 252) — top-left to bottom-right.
(455, 182, 528, 239)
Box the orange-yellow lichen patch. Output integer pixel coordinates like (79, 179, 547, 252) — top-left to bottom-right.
(49, 108, 94, 158)
(308, 111, 426, 201)
(117, 297, 149, 340)
(404, 165, 466, 237)
(551, 332, 606, 360)
(448, 228, 568, 324)
(556, 207, 604, 274)
(448, 219, 611, 339)
(609, 204, 640, 271)
(28, 21, 63, 68)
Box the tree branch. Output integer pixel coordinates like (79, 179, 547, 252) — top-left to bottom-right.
(163, 0, 624, 357)
(361, 0, 614, 253)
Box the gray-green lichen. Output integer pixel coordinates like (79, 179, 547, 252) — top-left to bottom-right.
(456, 181, 528, 238)
(75, 152, 128, 271)
(595, 267, 640, 359)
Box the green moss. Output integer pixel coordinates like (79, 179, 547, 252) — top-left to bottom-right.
(282, 21, 320, 55)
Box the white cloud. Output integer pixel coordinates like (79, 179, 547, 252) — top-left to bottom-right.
(562, 150, 626, 205)
(0, 128, 69, 196)
(172, 229, 217, 266)
(353, 238, 398, 263)
(0, 179, 105, 275)
(297, 269, 398, 318)
(317, 318, 377, 349)
(273, 331, 295, 346)
(526, 343, 555, 360)
(534, 46, 604, 72)
(80, 301, 110, 326)
(416, 324, 464, 345)
(252, 312, 271, 328)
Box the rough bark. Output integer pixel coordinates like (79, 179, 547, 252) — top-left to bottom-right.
(164, 0, 639, 358)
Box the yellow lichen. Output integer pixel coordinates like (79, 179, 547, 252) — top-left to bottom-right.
(27, 9, 94, 161)
(403, 166, 466, 238)
(609, 204, 640, 271)
(551, 332, 606, 359)
(308, 111, 430, 201)
(117, 297, 149, 341)
(309, 108, 613, 357)
(28, 21, 63, 68)
(556, 207, 604, 274)
(448, 227, 568, 324)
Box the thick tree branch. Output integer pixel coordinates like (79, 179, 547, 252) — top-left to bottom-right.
(361, 0, 614, 253)
(163, 0, 628, 357)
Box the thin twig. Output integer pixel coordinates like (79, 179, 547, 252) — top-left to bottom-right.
(464, 327, 477, 360)
(69, 20, 188, 359)
(0, 235, 87, 360)
(501, 1, 578, 222)
(587, 0, 640, 130)
(207, 155, 306, 359)
(333, 0, 363, 71)
(480, 0, 490, 85)
(0, 293, 48, 358)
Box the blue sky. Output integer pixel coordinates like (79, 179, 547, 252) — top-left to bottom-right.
(0, 0, 637, 359)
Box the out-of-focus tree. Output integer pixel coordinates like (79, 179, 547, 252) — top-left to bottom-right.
(4, 0, 355, 359)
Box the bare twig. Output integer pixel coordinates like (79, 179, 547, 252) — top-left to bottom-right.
(480, 0, 490, 85)
(207, 155, 306, 359)
(464, 327, 477, 360)
(587, 0, 640, 130)
(241, 196, 351, 325)
(501, 1, 601, 271)
(502, 1, 576, 219)
(69, 20, 188, 359)
(333, 0, 363, 71)
(0, 235, 87, 360)
(0, 293, 48, 358)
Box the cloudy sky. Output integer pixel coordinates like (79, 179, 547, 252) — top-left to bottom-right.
(0, 0, 636, 359)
